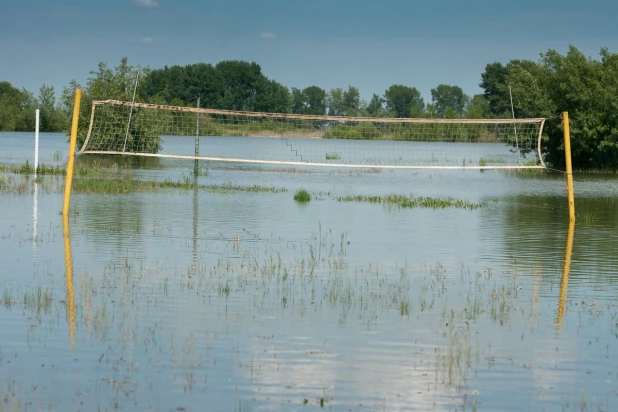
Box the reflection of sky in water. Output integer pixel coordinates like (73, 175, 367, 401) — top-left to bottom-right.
(1, 132, 617, 410)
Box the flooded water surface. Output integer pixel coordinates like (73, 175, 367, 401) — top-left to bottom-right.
(1, 132, 618, 411)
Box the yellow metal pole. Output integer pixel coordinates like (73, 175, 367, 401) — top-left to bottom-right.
(562, 112, 575, 222)
(63, 89, 82, 216)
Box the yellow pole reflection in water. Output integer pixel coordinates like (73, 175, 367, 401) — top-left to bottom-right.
(557, 218, 575, 331)
(192, 174, 199, 277)
(63, 213, 76, 349)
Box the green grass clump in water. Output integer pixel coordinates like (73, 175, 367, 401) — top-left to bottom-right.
(337, 194, 488, 210)
(4, 161, 63, 175)
(1, 161, 98, 176)
(209, 181, 287, 193)
(8, 161, 35, 174)
(294, 188, 311, 203)
(36, 164, 67, 175)
(325, 152, 341, 160)
(73, 175, 195, 194)
(73, 175, 154, 194)
(0, 168, 288, 195)
(72, 175, 287, 195)
(52, 150, 63, 162)
(2, 156, 165, 177)
(23, 286, 53, 314)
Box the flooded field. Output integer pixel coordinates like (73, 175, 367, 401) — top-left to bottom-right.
(1, 132, 618, 411)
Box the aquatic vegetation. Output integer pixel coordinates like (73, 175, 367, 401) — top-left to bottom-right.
(22, 286, 53, 315)
(0, 174, 32, 194)
(0, 170, 287, 195)
(336, 193, 488, 209)
(0, 285, 53, 315)
(2, 287, 13, 308)
(192, 167, 209, 177)
(1, 142, 618, 412)
(271, 167, 313, 174)
(1, 161, 100, 176)
(212, 180, 286, 193)
(328, 167, 382, 176)
(52, 150, 64, 162)
(1, 161, 66, 175)
(325, 152, 341, 160)
(1, 215, 618, 412)
(293, 188, 311, 203)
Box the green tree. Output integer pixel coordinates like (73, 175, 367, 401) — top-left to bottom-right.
(480, 60, 543, 118)
(366, 93, 385, 116)
(291, 88, 305, 114)
(505, 61, 554, 119)
(37, 84, 67, 132)
(479, 62, 510, 117)
(142, 63, 223, 108)
(384, 85, 424, 118)
(465, 94, 490, 119)
(342, 86, 361, 116)
(38, 84, 55, 132)
(0, 81, 23, 131)
(254, 79, 290, 113)
(143, 61, 291, 113)
(444, 107, 458, 119)
(186, 63, 223, 108)
(19, 90, 38, 131)
(430, 84, 467, 117)
(409, 105, 426, 118)
(64, 57, 161, 153)
(216, 60, 266, 111)
(538, 46, 618, 168)
(288, 86, 327, 115)
(59, 79, 80, 121)
(327, 88, 344, 116)
(480, 46, 618, 168)
(0, 81, 37, 131)
(424, 103, 438, 118)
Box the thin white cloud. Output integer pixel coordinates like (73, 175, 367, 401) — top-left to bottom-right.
(260, 32, 277, 40)
(141, 37, 155, 45)
(134, 0, 159, 8)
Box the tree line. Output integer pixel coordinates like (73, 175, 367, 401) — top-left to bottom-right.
(141, 60, 483, 119)
(1, 45, 618, 168)
(0, 82, 69, 132)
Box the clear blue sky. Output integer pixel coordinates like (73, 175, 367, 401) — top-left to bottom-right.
(1, 0, 617, 103)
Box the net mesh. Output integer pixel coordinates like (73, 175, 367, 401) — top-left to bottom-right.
(82, 100, 546, 169)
